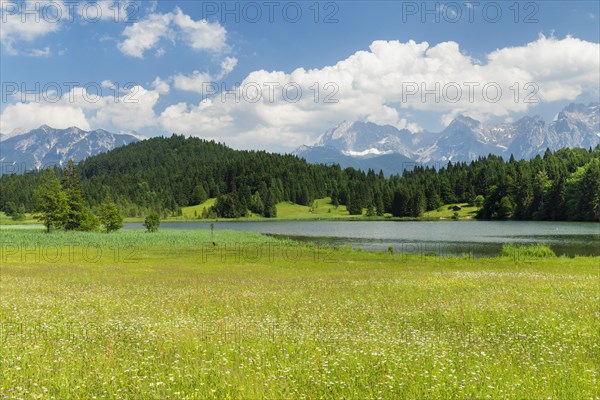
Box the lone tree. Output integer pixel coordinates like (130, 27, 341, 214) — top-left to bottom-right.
(99, 200, 123, 233)
(62, 159, 98, 231)
(34, 169, 69, 233)
(143, 211, 160, 233)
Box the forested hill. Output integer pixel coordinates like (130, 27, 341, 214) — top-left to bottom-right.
(0, 134, 599, 221)
(78, 135, 344, 214)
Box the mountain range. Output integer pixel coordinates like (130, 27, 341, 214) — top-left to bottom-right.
(1, 103, 598, 176)
(296, 103, 600, 174)
(0, 125, 141, 174)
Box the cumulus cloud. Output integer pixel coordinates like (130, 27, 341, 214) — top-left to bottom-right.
(172, 56, 238, 93)
(117, 6, 227, 58)
(171, 7, 227, 52)
(0, 1, 152, 54)
(1, 102, 91, 133)
(1, 83, 162, 134)
(157, 35, 599, 151)
(2, 36, 598, 152)
(0, 0, 68, 53)
(117, 11, 174, 58)
(152, 77, 170, 94)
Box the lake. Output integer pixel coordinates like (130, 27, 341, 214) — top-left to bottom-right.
(124, 220, 600, 257)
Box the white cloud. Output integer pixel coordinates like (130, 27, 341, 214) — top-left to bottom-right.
(0, 1, 139, 54)
(2, 36, 598, 153)
(0, 84, 162, 134)
(172, 71, 213, 94)
(117, 11, 174, 58)
(172, 7, 226, 52)
(160, 99, 234, 135)
(1, 102, 91, 133)
(89, 85, 160, 130)
(0, 0, 68, 53)
(157, 36, 600, 151)
(28, 46, 51, 57)
(172, 56, 238, 93)
(217, 57, 238, 78)
(117, 7, 227, 58)
(152, 77, 170, 94)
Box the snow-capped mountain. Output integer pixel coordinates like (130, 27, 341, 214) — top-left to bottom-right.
(0, 125, 142, 174)
(296, 145, 416, 176)
(296, 103, 599, 173)
(316, 120, 416, 158)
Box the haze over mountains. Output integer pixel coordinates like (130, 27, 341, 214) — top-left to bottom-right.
(296, 103, 600, 173)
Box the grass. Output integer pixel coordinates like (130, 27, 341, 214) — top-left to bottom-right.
(175, 199, 480, 222)
(180, 198, 217, 219)
(501, 243, 557, 259)
(0, 201, 479, 225)
(421, 203, 479, 220)
(0, 229, 598, 399)
(275, 197, 352, 219)
(0, 212, 37, 225)
(177, 197, 354, 221)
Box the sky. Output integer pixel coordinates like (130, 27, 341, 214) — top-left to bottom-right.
(1, 0, 599, 152)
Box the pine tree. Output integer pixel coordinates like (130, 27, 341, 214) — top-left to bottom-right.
(250, 191, 264, 215)
(391, 188, 409, 217)
(34, 169, 69, 233)
(496, 196, 514, 220)
(99, 200, 123, 233)
(346, 194, 363, 215)
(263, 191, 277, 218)
(375, 192, 385, 216)
(62, 159, 97, 231)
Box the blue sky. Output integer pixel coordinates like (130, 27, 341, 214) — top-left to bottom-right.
(1, 1, 599, 151)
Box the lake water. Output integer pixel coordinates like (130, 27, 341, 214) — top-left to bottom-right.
(124, 220, 600, 257)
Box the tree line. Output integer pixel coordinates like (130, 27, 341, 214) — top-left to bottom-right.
(0, 135, 598, 222)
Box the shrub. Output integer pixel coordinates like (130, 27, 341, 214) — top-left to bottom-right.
(144, 211, 161, 233)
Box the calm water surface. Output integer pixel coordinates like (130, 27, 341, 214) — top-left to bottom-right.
(124, 220, 599, 257)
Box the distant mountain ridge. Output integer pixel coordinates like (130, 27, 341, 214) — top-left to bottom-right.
(0, 125, 141, 174)
(296, 103, 599, 173)
(295, 145, 416, 176)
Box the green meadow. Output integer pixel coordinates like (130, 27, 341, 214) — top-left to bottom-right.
(178, 197, 354, 221)
(0, 229, 598, 399)
(0, 199, 480, 225)
(173, 198, 478, 222)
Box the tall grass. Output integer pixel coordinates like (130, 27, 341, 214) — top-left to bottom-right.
(501, 243, 556, 259)
(0, 228, 290, 248)
(0, 230, 597, 399)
